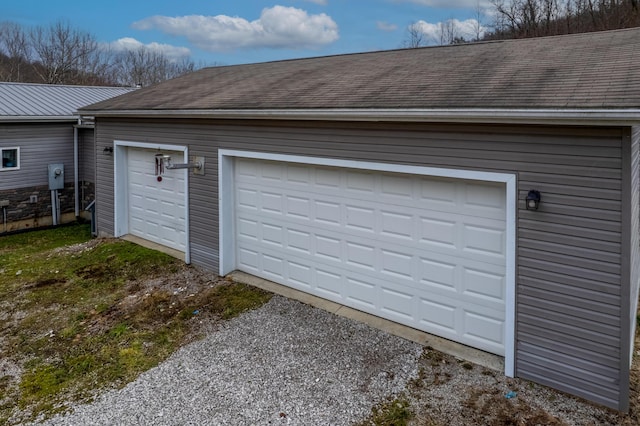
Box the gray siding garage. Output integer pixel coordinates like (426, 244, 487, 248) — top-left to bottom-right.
(83, 28, 640, 411)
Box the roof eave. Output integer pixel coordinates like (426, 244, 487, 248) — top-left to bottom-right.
(78, 108, 640, 126)
(0, 115, 78, 123)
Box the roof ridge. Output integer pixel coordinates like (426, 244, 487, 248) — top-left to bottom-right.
(202, 27, 640, 71)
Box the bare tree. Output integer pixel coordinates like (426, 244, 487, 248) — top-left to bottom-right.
(114, 46, 196, 87)
(439, 19, 461, 45)
(472, 0, 486, 41)
(0, 21, 31, 81)
(402, 22, 429, 48)
(30, 20, 101, 84)
(488, 0, 640, 39)
(0, 19, 206, 86)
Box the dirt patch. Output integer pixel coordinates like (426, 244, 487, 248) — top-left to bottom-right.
(49, 239, 102, 256)
(462, 387, 565, 425)
(402, 344, 640, 426)
(28, 278, 67, 289)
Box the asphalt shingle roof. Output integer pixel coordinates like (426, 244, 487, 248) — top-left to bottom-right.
(0, 82, 135, 119)
(81, 28, 640, 113)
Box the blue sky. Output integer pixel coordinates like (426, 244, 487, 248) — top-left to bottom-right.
(2, 0, 492, 66)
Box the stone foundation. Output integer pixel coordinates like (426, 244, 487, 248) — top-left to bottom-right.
(0, 182, 94, 233)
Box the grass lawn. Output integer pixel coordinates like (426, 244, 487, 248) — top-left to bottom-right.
(0, 224, 271, 424)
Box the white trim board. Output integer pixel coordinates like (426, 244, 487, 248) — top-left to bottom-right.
(218, 149, 516, 377)
(113, 140, 191, 264)
(86, 108, 640, 126)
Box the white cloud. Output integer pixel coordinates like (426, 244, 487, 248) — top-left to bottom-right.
(412, 18, 486, 43)
(132, 6, 339, 52)
(394, 0, 492, 8)
(108, 37, 191, 59)
(376, 21, 398, 32)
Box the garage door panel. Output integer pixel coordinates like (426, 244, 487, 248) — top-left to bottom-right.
(237, 188, 259, 210)
(418, 257, 457, 290)
(241, 212, 504, 298)
(242, 202, 501, 267)
(262, 253, 285, 279)
(380, 286, 415, 321)
(462, 266, 506, 303)
(314, 200, 341, 225)
(316, 234, 341, 261)
(234, 158, 507, 356)
(237, 246, 260, 272)
(380, 248, 413, 279)
(380, 210, 414, 240)
(286, 164, 312, 184)
(418, 297, 457, 332)
(419, 179, 458, 206)
(239, 188, 503, 266)
(288, 260, 313, 288)
(464, 182, 506, 216)
(127, 147, 186, 252)
(263, 223, 284, 246)
(345, 205, 376, 232)
(261, 191, 283, 214)
(316, 268, 342, 297)
(346, 240, 377, 271)
(287, 228, 312, 254)
(463, 309, 505, 351)
(463, 223, 506, 259)
(345, 276, 378, 309)
(286, 195, 311, 219)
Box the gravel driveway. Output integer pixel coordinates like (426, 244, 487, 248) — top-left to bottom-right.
(38, 296, 422, 425)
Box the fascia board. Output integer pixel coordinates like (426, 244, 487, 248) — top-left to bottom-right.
(79, 108, 640, 126)
(0, 116, 77, 123)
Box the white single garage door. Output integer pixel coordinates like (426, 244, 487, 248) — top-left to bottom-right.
(234, 158, 508, 356)
(127, 147, 186, 252)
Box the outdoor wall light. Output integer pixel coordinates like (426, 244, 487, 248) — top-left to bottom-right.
(103, 146, 113, 153)
(526, 189, 541, 210)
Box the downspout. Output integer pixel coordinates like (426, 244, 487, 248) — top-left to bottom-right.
(74, 118, 80, 219)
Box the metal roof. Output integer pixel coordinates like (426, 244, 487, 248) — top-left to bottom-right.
(81, 28, 640, 120)
(0, 82, 136, 121)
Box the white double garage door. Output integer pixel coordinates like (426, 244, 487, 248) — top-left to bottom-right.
(224, 154, 514, 359)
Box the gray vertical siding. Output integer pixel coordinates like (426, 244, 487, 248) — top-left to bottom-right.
(94, 118, 627, 410)
(78, 128, 95, 210)
(0, 122, 75, 190)
(95, 123, 116, 237)
(79, 128, 95, 185)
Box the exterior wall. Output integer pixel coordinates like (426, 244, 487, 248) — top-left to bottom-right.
(78, 127, 95, 211)
(94, 117, 627, 410)
(0, 122, 95, 231)
(0, 122, 75, 190)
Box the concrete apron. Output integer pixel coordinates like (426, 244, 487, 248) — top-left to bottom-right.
(229, 270, 504, 373)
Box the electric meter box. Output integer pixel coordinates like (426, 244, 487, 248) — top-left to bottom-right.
(48, 163, 65, 190)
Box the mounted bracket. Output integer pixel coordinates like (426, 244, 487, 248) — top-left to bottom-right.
(155, 154, 205, 176)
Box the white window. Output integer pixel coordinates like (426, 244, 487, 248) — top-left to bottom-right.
(1, 147, 19, 170)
